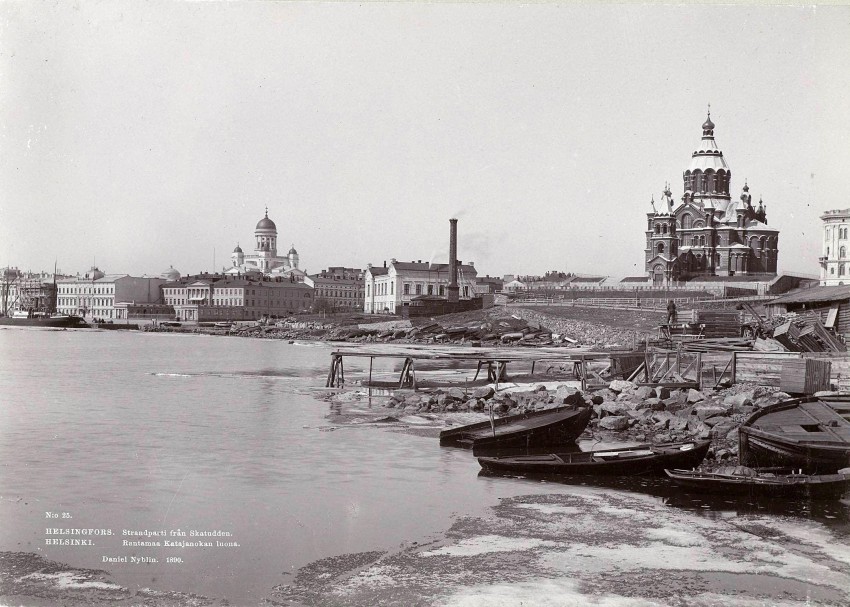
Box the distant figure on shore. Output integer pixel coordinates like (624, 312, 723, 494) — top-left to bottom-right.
(667, 300, 677, 325)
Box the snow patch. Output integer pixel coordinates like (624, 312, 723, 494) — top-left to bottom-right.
(420, 535, 557, 557)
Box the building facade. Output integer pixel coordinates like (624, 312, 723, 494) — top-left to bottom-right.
(56, 268, 165, 319)
(305, 267, 364, 312)
(163, 275, 313, 322)
(645, 111, 779, 285)
(364, 259, 478, 314)
(820, 209, 850, 285)
(228, 209, 300, 276)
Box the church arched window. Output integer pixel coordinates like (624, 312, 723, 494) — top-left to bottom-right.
(840, 264, 846, 277)
(654, 225, 660, 234)
(657, 243, 665, 254)
(680, 214, 692, 229)
(841, 247, 846, 259)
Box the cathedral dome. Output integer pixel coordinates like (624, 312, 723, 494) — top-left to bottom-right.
(256, 209, 277, 231)
(162, 266, 181, 281)
(233, 244, 243, 253)
(289, 245, 298, 255)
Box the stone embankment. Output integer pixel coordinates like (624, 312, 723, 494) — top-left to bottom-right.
(207, 307, 646, 348)
(376, 380, 791, 466)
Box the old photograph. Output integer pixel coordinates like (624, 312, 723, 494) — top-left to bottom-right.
(1, 1, 850, 605)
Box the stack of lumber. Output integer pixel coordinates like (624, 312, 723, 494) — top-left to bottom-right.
(773, 317, 846, 353)
(693, 309, 744, 338)
(681, 337, 754, 352)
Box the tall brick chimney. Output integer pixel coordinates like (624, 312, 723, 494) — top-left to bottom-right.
(447, 218, 459, 303)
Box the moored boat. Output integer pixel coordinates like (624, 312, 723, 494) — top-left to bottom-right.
(478, 440, 711, 476)
(439, 405, 592, 450)
(0, 311, 89, 328)
(665, 466, 850, 500)
(738, 396, 850, 473)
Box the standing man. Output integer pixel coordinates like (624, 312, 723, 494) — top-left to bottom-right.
(666, 300, 677, 325)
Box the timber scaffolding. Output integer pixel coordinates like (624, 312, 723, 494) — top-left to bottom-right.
(327, 346, 850, 395)
(325, 346, 702, 392)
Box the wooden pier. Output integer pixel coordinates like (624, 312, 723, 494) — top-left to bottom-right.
(325, 346, 656, 391)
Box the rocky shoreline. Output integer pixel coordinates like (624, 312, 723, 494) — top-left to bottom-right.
(325, 378, 794, 469)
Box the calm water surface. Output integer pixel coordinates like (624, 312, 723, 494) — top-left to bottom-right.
(1, 329, 849, 604)
(0, 329, 551, 602)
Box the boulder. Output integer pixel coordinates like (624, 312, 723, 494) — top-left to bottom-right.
(650, 400, 666, 412)
(599, 415, 630, 431)
(590, 394, 606, 405)
(608, 380, 636, 393)
(702, 416, 728, 427)
(472, 386, 495, 400)
(669, 417, 688, 432)
(694, 405, 729, 421)
(724, 393, 754, 410)
(553, 385, 581, 404)
(655, 386, 671, 399)
(634, 386, 655, 400)
(600, 402, 629, 417)
(686, 389, 706, 404)
(447, 387, 466, 402)
(710, 419, 738, 438)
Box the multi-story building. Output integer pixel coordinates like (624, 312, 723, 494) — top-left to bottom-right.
(56, 268, 165, 319)
(364, 259, 478, 314)
(163, 275, 313, 322)
(820, 209, 850, 285)
(645, 110, 780, 285)
(305, 267, 364, 312)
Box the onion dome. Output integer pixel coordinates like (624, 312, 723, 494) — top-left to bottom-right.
(687, 107, 729, 173)
(255, 207, 277, 231)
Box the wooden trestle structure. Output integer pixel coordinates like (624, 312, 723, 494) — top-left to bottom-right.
(324, 347, 696, 391)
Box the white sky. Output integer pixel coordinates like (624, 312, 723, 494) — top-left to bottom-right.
(1, 2, 849, 279)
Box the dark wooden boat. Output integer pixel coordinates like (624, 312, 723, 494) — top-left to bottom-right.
(665, 467, 850, 500)
(439, 405, 592, 450)
(478, 440, 711, 476)
(738, 396, 850, 473)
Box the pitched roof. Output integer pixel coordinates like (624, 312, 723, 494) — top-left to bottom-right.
(768, 285, 850, 306)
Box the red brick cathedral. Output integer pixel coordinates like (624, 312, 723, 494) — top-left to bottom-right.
(645, 110, 779, 285)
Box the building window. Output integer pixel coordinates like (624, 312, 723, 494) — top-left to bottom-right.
(404, 283, 410, 295)
(439, 285, 444, 296)
(427, 285, 434, 295)
(415, 284, 422, 295)
(681, 214, 692, 229)
(657, 243, 665, 254)
(841, 247, 846, 259)
(840, 264, 846, 277)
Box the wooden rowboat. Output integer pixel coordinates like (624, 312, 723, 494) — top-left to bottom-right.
(665, 467, 850, 500)
(477, 440, 711, 476)
(738, 396, 850, 473)
(439, 405, 592, 450)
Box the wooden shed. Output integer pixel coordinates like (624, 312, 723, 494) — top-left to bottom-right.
(766, 286, 850, 340)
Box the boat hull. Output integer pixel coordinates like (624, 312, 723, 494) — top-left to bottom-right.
(665, 469, 850, 500)
(739, 397, 850, 473)
(478, 440, 711, 476)
(0, 315, 89, 328)
(439, 406, 592, 450)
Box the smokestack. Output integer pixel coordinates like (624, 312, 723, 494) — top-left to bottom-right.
(447, 218, 459, 303)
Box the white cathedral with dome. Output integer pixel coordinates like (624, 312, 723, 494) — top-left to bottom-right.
(225, 209, 301, 277)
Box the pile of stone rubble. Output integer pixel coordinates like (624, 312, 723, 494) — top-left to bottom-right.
(381, 380, 792, 465)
